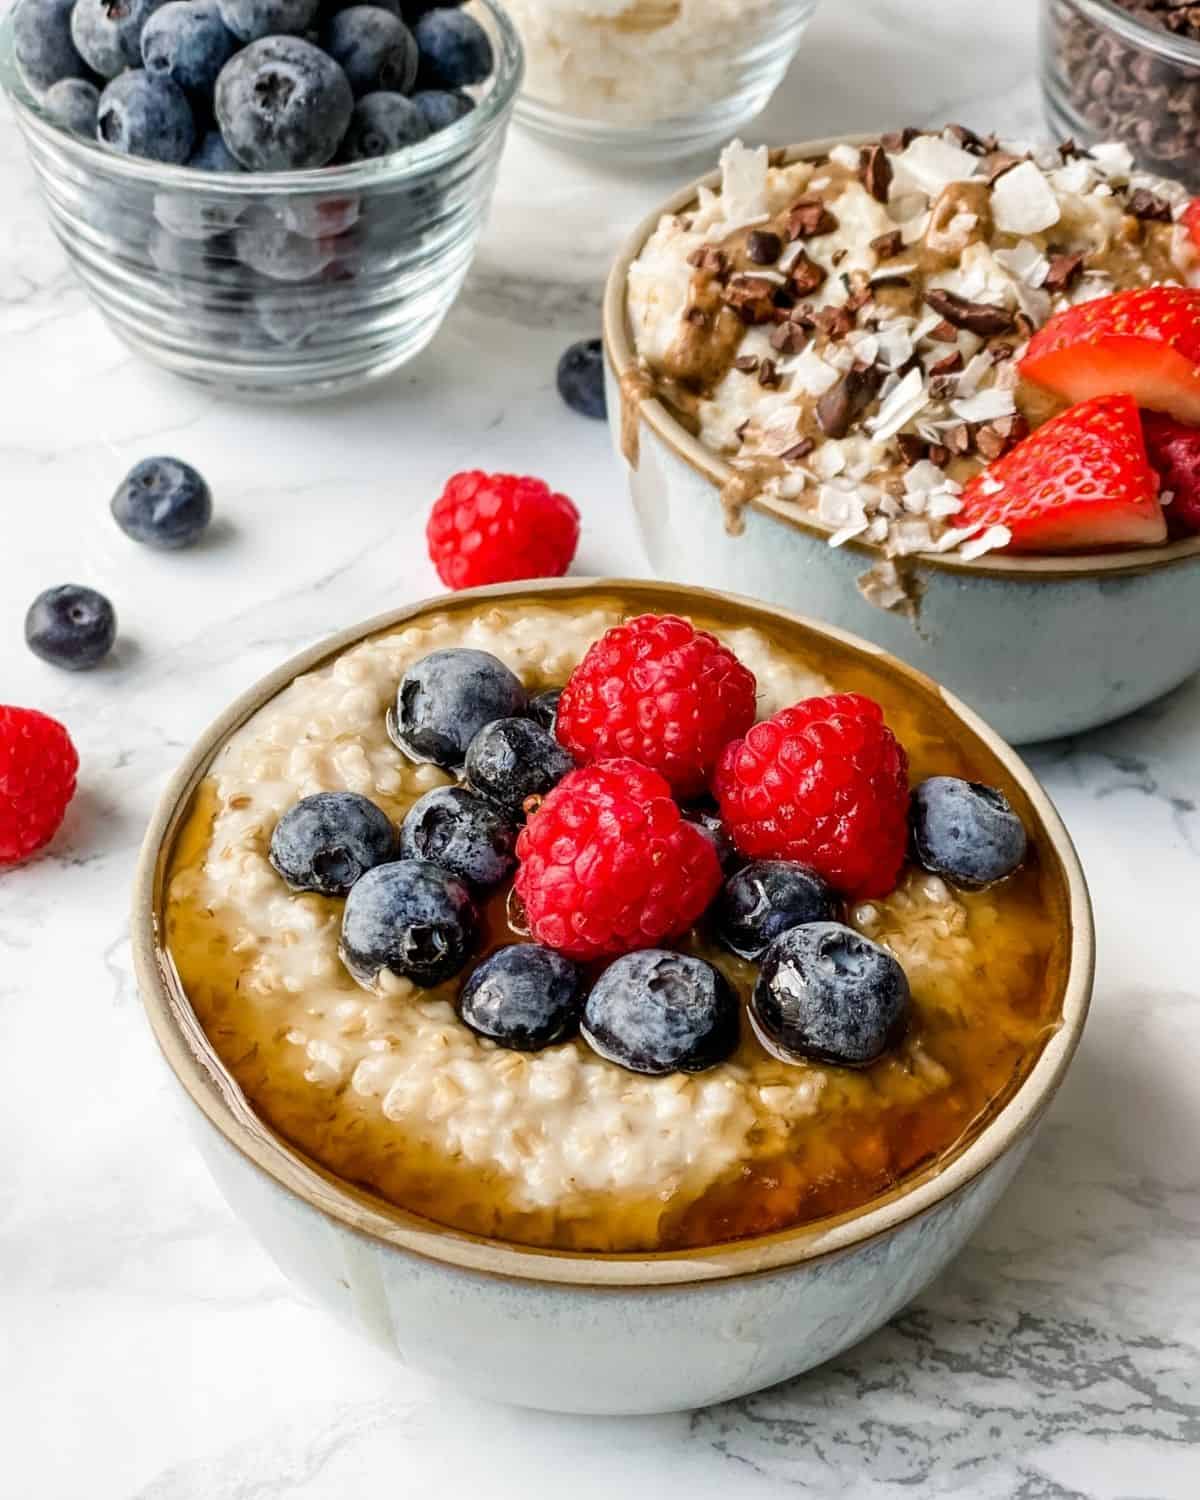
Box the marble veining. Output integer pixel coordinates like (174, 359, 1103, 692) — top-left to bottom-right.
(1, 0, 1198, 1494)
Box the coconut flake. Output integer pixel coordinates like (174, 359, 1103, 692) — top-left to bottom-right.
(991, 161, 1061, 235)
(867, 367, 928, 442)
(829, 143, 863, 171)
(928, 490, 965, 519)
(785, 347, 841, 396)
(993, 239, 1050, 287)
(951, 388, 1017, 423)
(892, 136, 981, 197)
(1051, 158, 1097, 197)
(904, 459, 950, 495)
(813, 440, 847, 479)
(1089, 141, 1134, 181)
(960, 523, 1013, 559)
(876, 323, 915, 371)
(718, 140, 769, 226)
(954, 351, 996, 399)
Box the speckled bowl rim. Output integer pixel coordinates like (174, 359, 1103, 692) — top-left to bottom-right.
(132, 577, 1094, 1290)
(601, 133, 1200, 582)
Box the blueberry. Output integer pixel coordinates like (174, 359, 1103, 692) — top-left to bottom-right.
(464, 717, 573, 819)
(189, 129, 244, 173)
(25, 584, 117, 671)
(215, 36, 354, 171)
(43, 77, 100, 135)
(391, 649, 527, 771)
(398, 784, 516, 889)
(412, 86, 473, 133)
(556, 339, 607, 421)
(236, 212, 336, 281)
(684, 806, 741, 875)
(153, 132, 245, 239)
(277, 193, 360, 238)
(96, 72, 195, 163)
(256, 285, 344, 346)
(71, 0, 170, 78)
(714, 860, 839, 960)
(910, 776, 1028, 891)
(413, 7, 492, 90)
(149, 226, 256, 291)
(322, 6, 417, 97)
(582, 951, 739, 1076)
(460, 944, 583, 1051)
(14, 0, 89, 92)
(328, 0, 403, 15)
(337, 90, 429, 160)
(527, 687, 561, 734)
(111, 457, 213, 549)
(751, 922, 909, 1069)
(216, 0, 318, 44)
(142, 1, 237, 102)
(269, 791, 396, 895)
(340, 858, 478, 987)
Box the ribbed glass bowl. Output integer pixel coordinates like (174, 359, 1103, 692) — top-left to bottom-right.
(508, 0, 820, 165)
(0, 1, 522, 400)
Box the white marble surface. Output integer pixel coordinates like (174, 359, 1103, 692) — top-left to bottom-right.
(2, 0, 1199, 1494)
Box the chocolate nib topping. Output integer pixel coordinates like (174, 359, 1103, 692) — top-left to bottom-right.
(1126, 188, 1173, 222)
(859, 144, 893, 204)
(788, 251, 827, 297)
(723, 275, 779, 325)
(770, 322, 808, 354)
(924, 287, 1015, 336)
(984, 151, 1025, 186)
(780, 438, 815, 462)
(687, 245, 729, 278)
(746, 229, 783, 265)
(975, 414, 1029, 460)
(929, 349, 965, 376)
(870, 229, 904, 260)
(786, 196, 839, 239)
(757, 358, 781, 389)
(879, 127, 919, 153)
(816, 368, 879, 439)
(1043, 252, 1086, 292)
(733, 354, 760, 373)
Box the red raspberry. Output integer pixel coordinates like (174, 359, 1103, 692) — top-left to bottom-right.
(514, 759, 722, 961)
(1141, 410, 1200, 535)
(713, 693, 909, 899)
(0, 706, 79, 866)
(427, 471, 580, 590)
(556, 614, 757, 799)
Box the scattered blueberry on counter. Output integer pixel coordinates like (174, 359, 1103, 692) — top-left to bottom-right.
(909, 776, 1029, 890)
(556, 338, 607, 421)
(714, 860, 839, 960)
(269, 790, 397, 895)
(111, 456, 213, 549)
(581, 950, 740, 1076)
(398, 784, 517, 889)
(340, 857, 479, 986)
(459, 944, 583, 1051)
(463, 716, 573, 818)
(24, 584, 117, 671)
(391, 648, 528, 770)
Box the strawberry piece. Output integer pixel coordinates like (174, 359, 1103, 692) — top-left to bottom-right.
(958, 393, 1166, 552)
(1020, 287, 1200, 425)
(1141, 410, 1200, 536)
(1182, 198, 1200, 255)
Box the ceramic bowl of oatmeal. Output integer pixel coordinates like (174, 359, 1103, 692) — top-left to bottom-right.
(133, 578, 1092, 1414)
(603, 131, 1200, 744)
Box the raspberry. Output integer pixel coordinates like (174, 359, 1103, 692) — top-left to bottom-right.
(713, 693, 909, 899)
(514, 759, 722, 961)
(0, 706, 79, 866)
(556, 614, 757, 798)
(1141, 410, 1200, 535)
(426, 471, 580, 591)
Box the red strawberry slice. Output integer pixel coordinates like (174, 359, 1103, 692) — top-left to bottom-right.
(1182, 198, 1200, 254)
(1020, 287, 1200, 425)
(958, 393, 1166, 551)
(1141, 409, 1200, 536)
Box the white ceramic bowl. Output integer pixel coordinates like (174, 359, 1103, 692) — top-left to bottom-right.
(133, 579, 1093, 1416)
(602, 138, 1200, 745)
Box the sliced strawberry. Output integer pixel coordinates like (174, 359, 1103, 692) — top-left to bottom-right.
(1182, 198, 1200, 255)
(1141, 409, 1200, 536)
(958, 393, 1166, 552)
(1020, 287, 1200, 425)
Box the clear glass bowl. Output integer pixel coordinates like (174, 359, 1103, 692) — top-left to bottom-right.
(508, 0, 820, 165)
(0, 1, 523, 401)
(1043, 0, 1200, 190)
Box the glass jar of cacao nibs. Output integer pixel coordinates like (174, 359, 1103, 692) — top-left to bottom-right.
(1044, 0, 1200, 188)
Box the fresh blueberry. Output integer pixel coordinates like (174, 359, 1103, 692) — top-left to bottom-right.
(412, 7, 492, 90)
(216, 0, 318, 44)
(337, 90, 429, 160)
(142, 1, 237, 102)
(153, 132, 245, 239)
(463, 717, 573, 818)
(582, 951, 739, 1076)
(683, 806, 741, 875)
(527, 687, 561, 734)
(111, 457, 213, 549)
(215, 36, 354, 170)
(189, 129, 244, 173)
(71, 0, 170, 78)
(14, 0, 88, 92)
(391, 648, 527, 771)
(340, 858, 478, 987)
(398, 784, 516, 889)
(149, 225, 256, 292)
(269, 791, 396, 895)
(460, 944, 584, 1051)
(556, 338, 607, 421)
(910, 776, 1028, 891)
(411, 86, 473, 133)
(24, 584, 117, 671)
(714, 860, 839, 960)
(322, 6, 417, 97)
(751, 922, 910, 1069)
(96, 71, 196, 163)
(236, 212, 337, 281)
(43, 77, 100, 135)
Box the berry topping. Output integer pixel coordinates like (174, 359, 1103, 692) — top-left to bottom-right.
(1141, 410, 1200, 536)
(412, 6, 493, 90)
(909, 777, 1028, 891)
(958, 393, 1166, 551)
(714, 693, 910, 899)
(215, 36, 354, 171)
(459, 944, 584, 1052)
(514, 759, 723, 961)
(556, 338, 607, 421)
(96, 70, 196, 164)
(527, 687, 562, 733)
(398, 784, 516, 889)
(0, 706, 78, 866)
(556, 614, 757, 800)
(322, 6, 418, 96)
(426, 471, 581, 591)
(111, 457, 213, 549)
(463, 717, 574, 817)
(751, 922, 910, 1069)
(1020, 286, 1200, 426)
(581, 950, 739, 1076)
(714, 859, 839, 960)
(24, 585, 117, 672)
(340, 858, 478, 987)
(269, 791, 396, 895)
(391, 648, 527, 770)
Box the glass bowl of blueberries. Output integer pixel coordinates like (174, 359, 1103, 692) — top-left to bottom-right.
(0, 0, 523, 398)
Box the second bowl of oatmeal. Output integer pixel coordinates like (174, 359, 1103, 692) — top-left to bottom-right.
(133, 578, 1092, 1414)
(604, 131, 1200, 744)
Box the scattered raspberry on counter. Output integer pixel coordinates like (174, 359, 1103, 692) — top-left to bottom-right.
(426, 470, 581, 590)
(0, 706, 79, 865)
